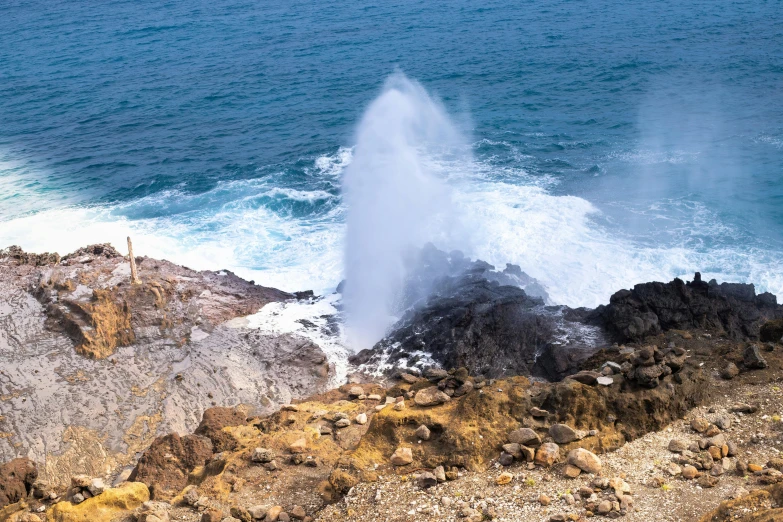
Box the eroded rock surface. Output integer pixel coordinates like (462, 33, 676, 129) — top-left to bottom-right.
(0, 245, 332, 487)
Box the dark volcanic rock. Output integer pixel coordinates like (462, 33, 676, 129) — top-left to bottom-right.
(760, 318, 783, 343)
(590, 272, 783, 343)
(0, 458, 37, 508)
(350, 247, 604, 379)
(351, 276, 552, 378)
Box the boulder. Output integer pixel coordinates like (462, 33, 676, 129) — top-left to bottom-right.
(760, 318, 783, 343)
(743, 344, 768, 369)
(128, 433, 213, 500)
(549, 424, 578, 444)
(567, 448, 602, 474)
(508, 428, 541, 447)
(0, 458, 37, 509)
(194, 407, 246, 452)
(413, 387, 451, 407)
(534, 443, 560, 467)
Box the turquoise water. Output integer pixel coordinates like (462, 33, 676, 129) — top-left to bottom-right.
(1, 0, 782, 306)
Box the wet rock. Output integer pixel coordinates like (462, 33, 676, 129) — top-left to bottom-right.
(348, 247, 569, 379)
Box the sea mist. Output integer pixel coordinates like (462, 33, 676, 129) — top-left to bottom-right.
(342, 73, 467, 350)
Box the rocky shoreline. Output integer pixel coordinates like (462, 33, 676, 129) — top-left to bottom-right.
(1, 244, 782, 521)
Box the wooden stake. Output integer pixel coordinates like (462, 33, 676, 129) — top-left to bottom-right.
(127, 236, 141, 285)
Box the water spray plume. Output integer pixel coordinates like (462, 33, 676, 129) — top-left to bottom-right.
(342, 73, 468, 350)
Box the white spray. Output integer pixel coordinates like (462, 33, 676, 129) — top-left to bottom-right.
(342, 73, 468, 350)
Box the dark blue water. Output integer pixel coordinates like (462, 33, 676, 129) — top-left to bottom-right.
(1, 0, 782, 305)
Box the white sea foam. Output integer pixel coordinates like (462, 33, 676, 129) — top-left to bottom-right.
(239, 293, 348, 386)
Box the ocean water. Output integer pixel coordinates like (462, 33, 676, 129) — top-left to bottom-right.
(2, 0, 783, 310)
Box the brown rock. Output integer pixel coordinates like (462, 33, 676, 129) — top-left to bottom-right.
(721, 363, 739, 380)
(129, 433, 213, 500)
(563, 464, 582, 478)
(413, 387, 451, 407)
(0, 458, 37, 509)
(539, 493, 551, 506)
(415, 425, 431, 441)
(534, 443, 560, 467)
(194, 406, 246, 452)
(520, 445, 536, 462)
(508, 428, 541, 447)
(290, 506, 306, 520)
(390, 447, 413, 466)
(266, 506, 284, 522)
(530, 407, 549, 418)
(668, 439, 687, 453)
(289, 438, 307, 454)
(201, 509, 223, 522)
(549, 423, 579, 444)
(567, 448, 602, 474)
(691, 418, 710, 433)
(682, 465, 699, 480)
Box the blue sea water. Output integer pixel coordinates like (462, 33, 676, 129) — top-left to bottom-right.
(1, 0, 782, 307)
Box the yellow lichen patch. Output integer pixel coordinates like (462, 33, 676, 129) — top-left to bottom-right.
(44, 427, 117, 488)
(46, 482, 149, 522)
(121, 413, 163, 463)
(352, 379, 524, 472)
(0, 500, 27, 521)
